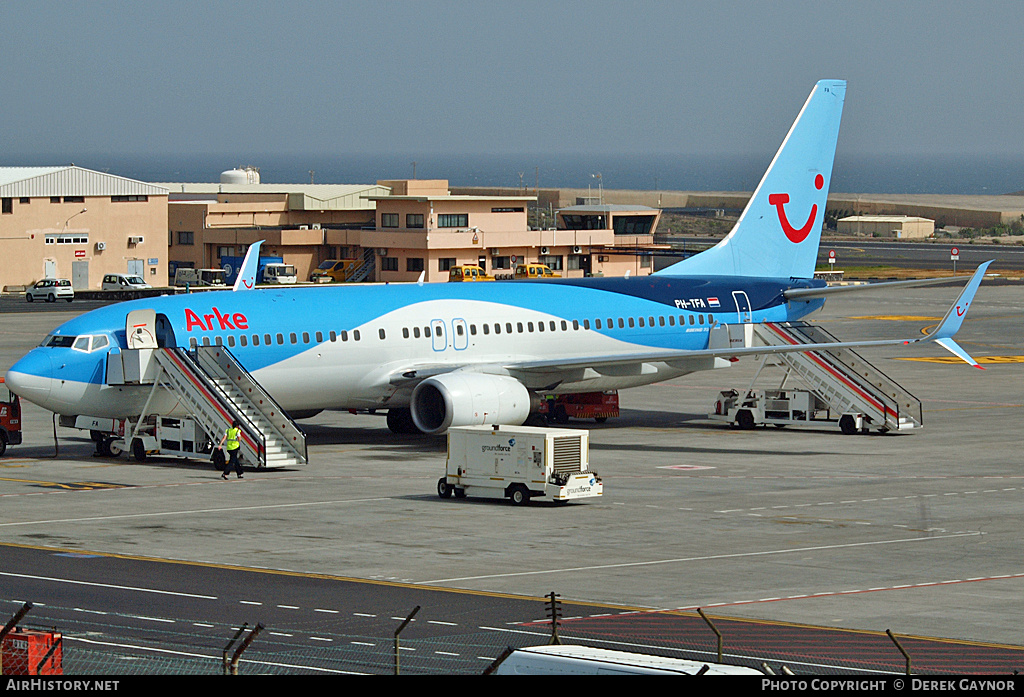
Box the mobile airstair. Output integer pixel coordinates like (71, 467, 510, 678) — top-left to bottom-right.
(152, 346, 308, 467)
(84, 308, 307, 467)
(709, 321, 923, 434)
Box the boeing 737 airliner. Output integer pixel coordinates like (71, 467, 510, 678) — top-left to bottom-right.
(4, 80, 992, 437)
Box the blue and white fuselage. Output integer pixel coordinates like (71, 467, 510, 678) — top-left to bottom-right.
(6, 274, 825, 421)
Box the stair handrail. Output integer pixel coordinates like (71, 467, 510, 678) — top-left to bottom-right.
(194, 346, 308, 465)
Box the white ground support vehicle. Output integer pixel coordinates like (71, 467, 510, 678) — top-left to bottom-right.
(439, 425, 602, 505)
(72, 414, 215, 462)
(709, 388, 871, 433)
(490, 645, 764, 675)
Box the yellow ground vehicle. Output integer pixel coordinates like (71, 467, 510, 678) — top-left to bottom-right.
(311, 259, 358, 283)
(514, 263, 561, 279)
(448, 265, 495, 282)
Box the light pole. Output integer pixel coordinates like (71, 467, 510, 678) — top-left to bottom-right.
(62, 207, 87, 235)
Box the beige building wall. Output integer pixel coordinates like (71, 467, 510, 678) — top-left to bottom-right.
(837, 215, 934, 239)
(168, 194, 376, 278)
(1, 194, 169, 290)
(367, 181, 661, 283)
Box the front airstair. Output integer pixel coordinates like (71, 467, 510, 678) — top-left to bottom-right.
(156, 346, 308, 467)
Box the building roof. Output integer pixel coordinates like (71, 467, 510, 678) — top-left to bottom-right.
(364, 194, 535, 203)
(0, 166, 168, 198)
(157, 182, 391, 210)
(838, 215, 933, 223)
(558, 204, 659, 214)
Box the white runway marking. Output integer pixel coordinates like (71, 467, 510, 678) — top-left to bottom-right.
(421, 532, 982, 584)
(0, 570, 217, 599)
(0, 497, 394, 527)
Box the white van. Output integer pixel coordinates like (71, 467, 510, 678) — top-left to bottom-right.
(102, 273, 152, 290)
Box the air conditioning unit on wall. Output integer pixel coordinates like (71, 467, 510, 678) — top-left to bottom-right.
(95, 241, 106, 251)
(572, 246, 582, 254)
(540, 246, 549, 255)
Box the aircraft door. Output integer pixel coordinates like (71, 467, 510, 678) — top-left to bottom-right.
(452, 319, 468, 350)
(430, 319, 447, 352)
(731, 291, 753, 324)
(126, 309, 159, 349)
(155, 314, 178, 348)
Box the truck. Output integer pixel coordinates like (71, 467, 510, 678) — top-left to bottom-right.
(221, 256, 298, 286)
(540, 391, 619, 424)
(173, 267, 226, 287)
(438, 425, 602, 505)
(0, 377, 23, 456)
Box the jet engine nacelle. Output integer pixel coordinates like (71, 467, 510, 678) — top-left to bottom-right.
(410, 373, 531, 434)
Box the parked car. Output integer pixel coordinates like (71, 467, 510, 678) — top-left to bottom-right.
(26, 279, 74, 303)
(101, 273, 152, 290)
(514, 263, 561, 279)
(448, 265, 495, 282)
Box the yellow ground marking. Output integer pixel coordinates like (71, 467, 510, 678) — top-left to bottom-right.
(0, 476, 128, 491)
(849, 315, 940, 321)
(895, 356, 1024, 365)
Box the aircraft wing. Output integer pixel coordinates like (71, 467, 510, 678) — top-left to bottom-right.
(381, 262, 991, 392)
(784, 273, 988, 301)
(504, 261, 993, 376)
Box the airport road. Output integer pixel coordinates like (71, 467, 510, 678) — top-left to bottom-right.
(661, 238, 1024, 273)
(0, 281, 1022, 671)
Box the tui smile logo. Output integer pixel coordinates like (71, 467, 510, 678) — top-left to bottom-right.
(768, 174, 824, 244)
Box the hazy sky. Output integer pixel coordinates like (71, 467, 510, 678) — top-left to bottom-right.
(3, 1, 1022, 160)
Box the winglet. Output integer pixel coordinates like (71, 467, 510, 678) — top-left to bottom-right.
(927, 261, 993, 368)
(232, 240, 264, 291)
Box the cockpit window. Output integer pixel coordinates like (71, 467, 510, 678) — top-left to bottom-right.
(44, 335, 76, 348)
(42, 334, 111, 352)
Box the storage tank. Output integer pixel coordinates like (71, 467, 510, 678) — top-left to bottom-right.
(220, 167, 260, 185)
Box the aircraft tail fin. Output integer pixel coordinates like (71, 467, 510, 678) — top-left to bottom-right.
(232, 240, 264, 291)
(656, 79, 846, 279)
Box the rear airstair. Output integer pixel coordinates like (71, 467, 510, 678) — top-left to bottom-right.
(709, 321, 922, 434)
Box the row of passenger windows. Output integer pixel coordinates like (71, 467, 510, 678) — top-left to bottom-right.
(190, 329, 361, 349)
(402, 313, 712, 339)
(186, 313, 714, 349)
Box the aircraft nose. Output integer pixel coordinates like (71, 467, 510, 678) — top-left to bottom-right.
(5, 350, 53, 406)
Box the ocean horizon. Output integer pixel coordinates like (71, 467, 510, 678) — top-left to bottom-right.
(2, 152, 1023, 197)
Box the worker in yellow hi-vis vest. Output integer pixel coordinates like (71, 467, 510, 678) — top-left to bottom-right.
(217, 419, 244, 480)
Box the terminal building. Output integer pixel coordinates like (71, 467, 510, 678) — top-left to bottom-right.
(161, 169, 388, 281)
(0, 166, 169, 291)
(164, 174, 664, 283)
(0, 164, 670, 293)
